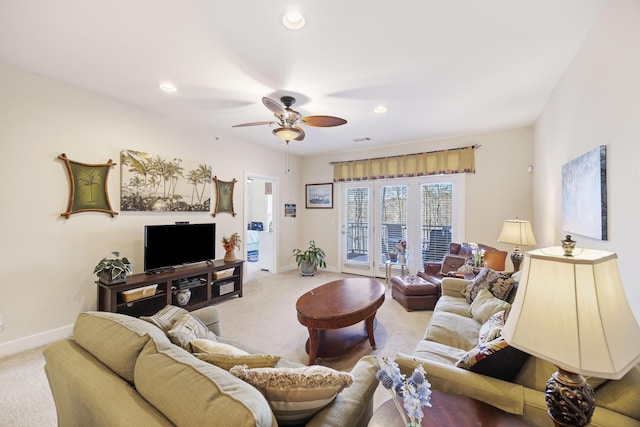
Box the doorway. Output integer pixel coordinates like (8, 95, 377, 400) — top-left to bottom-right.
(244, 173, 277, 278)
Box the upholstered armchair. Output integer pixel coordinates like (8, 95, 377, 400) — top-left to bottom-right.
(417, 242, 507, 286)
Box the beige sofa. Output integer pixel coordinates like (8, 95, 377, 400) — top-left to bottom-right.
(395, 277, 640, 427)
(43, 307, 380, 427)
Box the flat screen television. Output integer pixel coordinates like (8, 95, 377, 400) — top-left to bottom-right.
(144, 223, 216, 273)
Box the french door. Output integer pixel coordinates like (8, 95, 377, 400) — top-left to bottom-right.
(340, 176, 465, 277)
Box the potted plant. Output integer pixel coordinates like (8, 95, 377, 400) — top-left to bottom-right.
(94, 251, 133, 284)
(292, 240, 327, 276)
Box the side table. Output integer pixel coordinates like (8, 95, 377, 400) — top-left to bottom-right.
(385, 260, 408, 285)
(368, 390, 529, 427)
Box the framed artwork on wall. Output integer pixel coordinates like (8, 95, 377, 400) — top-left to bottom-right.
(213, 176, 237, 217)
(120, 149, 212, 212)
(562, 145, 607, 240)
(305, 183, 333, 209)
(58, 153, 118, 218)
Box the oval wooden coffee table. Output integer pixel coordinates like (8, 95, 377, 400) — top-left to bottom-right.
(296, 278, 385, 365)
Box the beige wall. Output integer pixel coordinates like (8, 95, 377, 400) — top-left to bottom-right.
(300, 127, 535, 272)
(534, 0, 640, 320)
(0, 64, 302, 355)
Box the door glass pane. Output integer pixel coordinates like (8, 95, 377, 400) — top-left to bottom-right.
(346, 187, 369, 263)
(421, 183, 453, 262)
(380, 185, 407, 264)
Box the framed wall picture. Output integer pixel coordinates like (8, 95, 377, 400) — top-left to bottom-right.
(120, 149, 212, 212)
(213, 176, 237, 217)
(305, 183, 333, 209)
(285, 203, 297, 217)
(562, 145, 607, 240)
(58, 153, 118, 218)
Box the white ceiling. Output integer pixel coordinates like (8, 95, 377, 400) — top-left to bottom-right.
(0, 0, 606, 156)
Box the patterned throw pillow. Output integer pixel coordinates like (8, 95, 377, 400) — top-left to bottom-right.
(465, 268, 516, 303)
(456, 336, 529, 381)
(230, 365, 353, 425)
(166, 312, 218, 351)
(141, 305, 189, 333)
(478, 310, 505, 344)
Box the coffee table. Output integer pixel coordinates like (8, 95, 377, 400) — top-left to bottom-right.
(368, 390, 529, 427)
(296, 278, 385, 365)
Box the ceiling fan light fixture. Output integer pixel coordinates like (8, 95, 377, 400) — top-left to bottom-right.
(282, 11, 306, 30)
(273, 127, 303, 142)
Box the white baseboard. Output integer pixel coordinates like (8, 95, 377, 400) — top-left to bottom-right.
(0, 324, 73, 359)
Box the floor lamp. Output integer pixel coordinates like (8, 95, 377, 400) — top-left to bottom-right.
(497, 219, 536, 272)
(502, 239, 640, 426)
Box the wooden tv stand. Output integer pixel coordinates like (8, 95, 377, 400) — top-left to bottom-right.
(97, 259, 244, 317)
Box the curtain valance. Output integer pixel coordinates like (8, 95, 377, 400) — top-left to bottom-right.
(332, 145, 476, 182)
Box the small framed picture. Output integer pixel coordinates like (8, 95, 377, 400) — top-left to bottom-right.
(305, 183, 333, 209)
(58, 153, 118, 218)
(213, 176, 237, 217)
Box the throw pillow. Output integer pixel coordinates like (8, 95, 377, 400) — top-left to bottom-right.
(478, 310, 505, 344)
(468, 289, 511, 324)
(166, 312, 217, 352)
(456, 336, 529, 381)
(230, 364, 354, 425)
(141, 305, 189, 333)
(190, 339, 249, 356)
(194, 352, 280, 371)
(465, 268, 516, 303)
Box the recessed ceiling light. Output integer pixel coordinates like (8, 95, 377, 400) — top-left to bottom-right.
(282, 11, 306, 30)
(374, 106, 387, 114)
(159, 82, 177, 93)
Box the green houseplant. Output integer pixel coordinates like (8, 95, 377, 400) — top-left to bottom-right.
(292, 240, 327, 276)
(94, 251, 133, 284)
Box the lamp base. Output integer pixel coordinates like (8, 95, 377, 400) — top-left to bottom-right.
(545, 368, 595, 427)
(511, 248, 524, 272)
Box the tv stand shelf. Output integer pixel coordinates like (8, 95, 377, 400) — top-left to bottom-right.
(97, 259, 244, 317)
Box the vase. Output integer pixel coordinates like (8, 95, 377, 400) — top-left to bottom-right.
(398, 254, 406, 264)
(175, 289, 191, 306)
(224, 249, 235, 262)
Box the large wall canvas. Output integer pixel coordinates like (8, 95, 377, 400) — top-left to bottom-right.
(120, 149, 212, 212)
(562, 145, 607, 240)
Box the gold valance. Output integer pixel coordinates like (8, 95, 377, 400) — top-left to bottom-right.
(332, 146, 476, 182)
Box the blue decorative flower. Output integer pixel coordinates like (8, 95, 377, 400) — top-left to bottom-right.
(376, 357, 432, 426)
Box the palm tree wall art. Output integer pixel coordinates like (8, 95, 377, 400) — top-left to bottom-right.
(120, 149, 212, 212)
(58, 153, 118, 218)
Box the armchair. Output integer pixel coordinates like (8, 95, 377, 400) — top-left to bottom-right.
(417, 242, 507, 286)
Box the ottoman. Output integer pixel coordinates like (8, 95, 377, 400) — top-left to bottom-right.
(391, 275, 440, 311)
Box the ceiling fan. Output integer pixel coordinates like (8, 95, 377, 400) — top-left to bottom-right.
(232, 96, 347, 143)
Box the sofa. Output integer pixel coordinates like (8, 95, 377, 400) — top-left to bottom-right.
(417, 242, 507, 287)
(394, 275, 640, 427)
(43, 306, 380, 427)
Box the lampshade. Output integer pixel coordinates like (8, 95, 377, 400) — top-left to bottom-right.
(502, 246, 640, 379)
(273, 126, 303, 142)
(497, 219, 536, 246)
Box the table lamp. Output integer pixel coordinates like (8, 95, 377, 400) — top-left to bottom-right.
(502, 237, 640, 426)
(497, 219, 536, 271)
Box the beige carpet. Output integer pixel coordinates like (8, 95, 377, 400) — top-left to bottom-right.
(0, 269, 430, 426)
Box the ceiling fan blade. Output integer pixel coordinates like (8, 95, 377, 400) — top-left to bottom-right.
(262, 97, 287, 118)
(294, 126, 305, 141)
(232, 121, 275, 127)
(300, 115, 347, 127)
